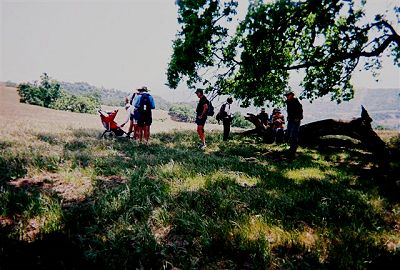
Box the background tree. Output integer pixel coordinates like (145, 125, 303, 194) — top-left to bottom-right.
(167, 0, 400, 106)
(17, 73, 100, 114)
(17, 73, 61, 107)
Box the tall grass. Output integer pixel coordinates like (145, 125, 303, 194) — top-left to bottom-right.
(0, 127, 399, 269)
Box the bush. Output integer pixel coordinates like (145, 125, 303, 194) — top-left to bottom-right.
(169, 104, 195, 122)
(51, 92, 100, 114)
(231, 112, 252, 128)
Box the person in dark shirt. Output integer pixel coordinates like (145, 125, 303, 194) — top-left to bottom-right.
(221, 97, 233, 141)
(195, 89, 209, 149)
(257, 108, 269, 128)
(284, 91, 303, 158)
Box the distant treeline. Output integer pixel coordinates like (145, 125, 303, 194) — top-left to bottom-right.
(17, 73, 100, 114)
(59, 81, 172, 110)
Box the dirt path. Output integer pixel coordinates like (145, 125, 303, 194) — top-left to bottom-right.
(0, 83, 225, 136)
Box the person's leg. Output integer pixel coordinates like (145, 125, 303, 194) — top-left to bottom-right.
(286, 120, 293, 143)
(223, 118, 230, 141)
(288, 121, 300, 157)
(137, 126, 143, 142)
(127, 120, 133, 137)
(133, 110, 141, 141)
(144, 125, 150, 142)
(197, 125, 206, 146)
(133, 124, 138, 140)
(276, 128, 284, 144)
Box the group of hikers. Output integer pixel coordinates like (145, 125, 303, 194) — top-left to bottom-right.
(101, 86, 303, 158)
(194, 88, 303, 158)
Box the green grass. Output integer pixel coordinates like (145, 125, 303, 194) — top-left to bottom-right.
(0, 129, 399, 269)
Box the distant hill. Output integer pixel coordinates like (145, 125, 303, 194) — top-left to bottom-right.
(59, 81, 172, 110)
(301, 88, 400, 130)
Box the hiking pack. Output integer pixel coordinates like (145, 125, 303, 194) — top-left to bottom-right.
(139, 93, 151, 113)
(207, 100, 214, 116)
(216, 103, 228, 122)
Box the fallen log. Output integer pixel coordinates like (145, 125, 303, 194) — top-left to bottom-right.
(244, 106, 387, 155)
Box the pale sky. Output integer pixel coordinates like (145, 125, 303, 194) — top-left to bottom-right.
(1, 0, 399, 103)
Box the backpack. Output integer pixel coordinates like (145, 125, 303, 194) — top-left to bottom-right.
(219, 103, 228, 118)
(207, 101, 214, 116)
(139, 93, 151, 113)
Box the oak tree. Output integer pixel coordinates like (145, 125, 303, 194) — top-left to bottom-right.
(167, 0, 400, 106)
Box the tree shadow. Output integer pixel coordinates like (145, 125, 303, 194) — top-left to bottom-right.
(1, 130, 398, 269)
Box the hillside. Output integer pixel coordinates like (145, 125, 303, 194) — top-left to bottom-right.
(0, 83, 225, 134)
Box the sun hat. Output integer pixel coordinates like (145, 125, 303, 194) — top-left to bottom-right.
(137, 86, 148, 92)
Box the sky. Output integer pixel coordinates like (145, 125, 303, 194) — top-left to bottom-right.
(1, 0, 399, 103)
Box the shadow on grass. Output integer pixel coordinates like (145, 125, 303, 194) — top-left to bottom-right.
(1, 130, 399, 269)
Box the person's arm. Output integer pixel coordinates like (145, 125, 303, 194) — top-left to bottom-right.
(200, 103, 208, 118)
(150, 95, 155, 109)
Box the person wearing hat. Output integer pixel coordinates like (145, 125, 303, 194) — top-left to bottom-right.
(195, 89, 209, 149)
(220, 97, 234, 141)
(133, 86, 155, 143)
(284, 91, 303, 158)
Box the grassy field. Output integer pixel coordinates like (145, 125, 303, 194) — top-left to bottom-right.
(1, 84, 399, 269)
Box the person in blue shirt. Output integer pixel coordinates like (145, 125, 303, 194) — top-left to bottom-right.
(134, 86, 156, 143)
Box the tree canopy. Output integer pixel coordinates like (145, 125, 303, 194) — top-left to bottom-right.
(167, 0, 400, 106)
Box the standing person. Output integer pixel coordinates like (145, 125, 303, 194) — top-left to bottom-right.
(284, 91, 303, 158)
(124, 88, 140, 139)
(195, 89, 209, 149)
(134, 86, 155, 143)
(220, 97, 233, 141)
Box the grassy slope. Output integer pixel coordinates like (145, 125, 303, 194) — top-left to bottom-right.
(1, 84, 399, 269)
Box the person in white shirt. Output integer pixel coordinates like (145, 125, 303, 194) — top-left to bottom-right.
(122, 88, 140, 139)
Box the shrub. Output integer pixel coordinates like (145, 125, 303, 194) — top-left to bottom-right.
(169, 104, 195, 122)
(231, 112, 252, 128)
(51, 92, 100, 114)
